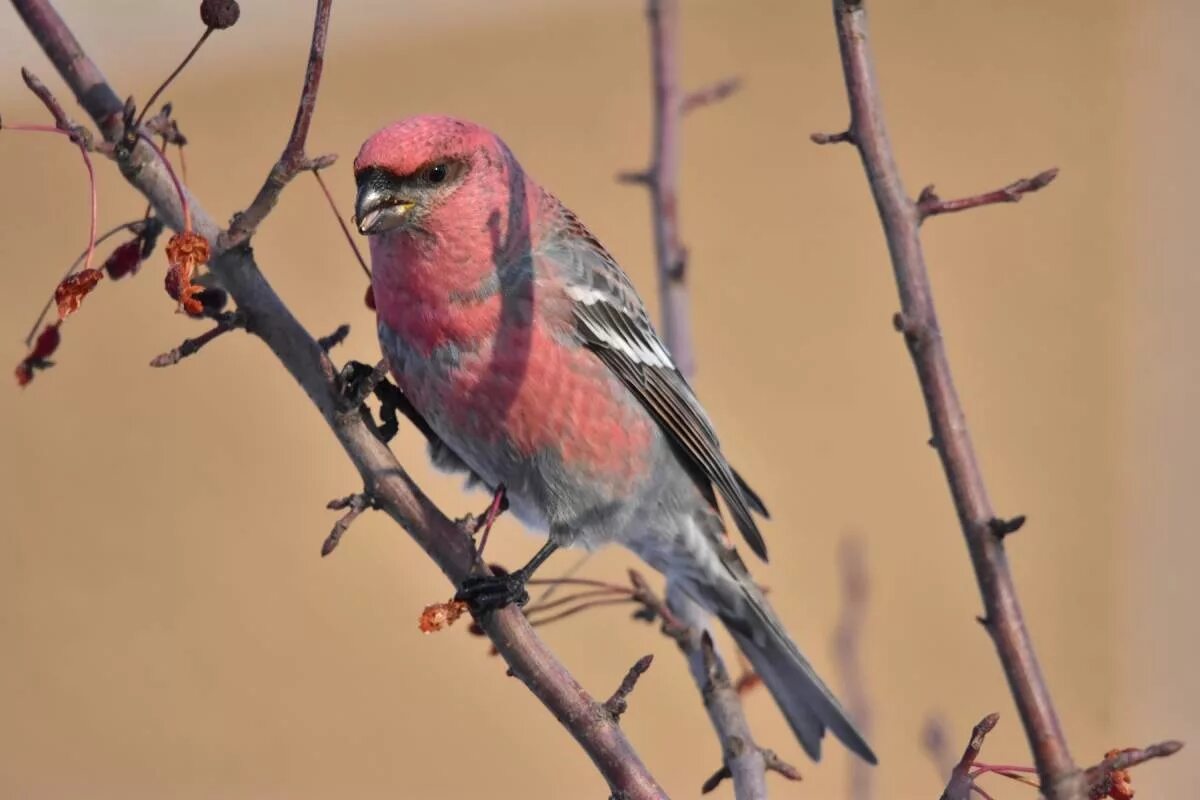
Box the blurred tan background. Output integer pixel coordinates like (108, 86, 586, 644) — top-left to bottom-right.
(1, 1, 1194, 797)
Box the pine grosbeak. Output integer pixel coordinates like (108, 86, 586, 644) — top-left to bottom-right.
(354, 115, 874, 764)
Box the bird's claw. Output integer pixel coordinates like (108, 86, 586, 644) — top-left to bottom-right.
(337, 359, 383, 412)
(455, 571, 530, 614)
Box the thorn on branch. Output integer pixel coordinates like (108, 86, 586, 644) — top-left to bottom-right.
(322, 491, 378, 556)
(701, 743, 801, 793)
(616, 170, 653, 186)
(811, 129, 854, 145)
(680, 77, 742, 115)
(917, 168, 1059, 222)
(317, 323, 350, 352)
(939, 712, 1000, 800)
(988, 515, 1026, 538)
(604, 654, 654, 722)
(149, 311, 244, 367)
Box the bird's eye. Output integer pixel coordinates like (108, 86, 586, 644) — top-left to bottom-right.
(424, 163, 448, 184)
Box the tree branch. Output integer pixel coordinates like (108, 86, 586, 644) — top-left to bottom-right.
(220, 0, 337, 249)
(628, 573, 798, 799)
(833, 536, 872, 800)
(11, 1, 665, 796)
(818, 0, 1077, 796)
(916, 169, 1059, 223)
(623, 2, 763, 792)
(624, 0, 738, 379)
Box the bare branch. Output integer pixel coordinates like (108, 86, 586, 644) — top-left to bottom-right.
(149, 311, 245, 367)
(604, 654, 654, 722)
(819, 2, 1078, 794)
(626, 0, 697, 376)
(12, 2, 666, 795)
(833, 536, 872, 800)
(917, 168, 1059, 222)
(221, 0, 336, 249)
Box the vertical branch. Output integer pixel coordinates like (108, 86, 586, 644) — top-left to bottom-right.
(833, 536, 872, 800)
(645, 0, 692, 377)
(815, 1, 1078, 796)
(623, 0, 737, 378)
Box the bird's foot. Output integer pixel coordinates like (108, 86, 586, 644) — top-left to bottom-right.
(455, 567, 530, 614)
(336, 359, 386, 413)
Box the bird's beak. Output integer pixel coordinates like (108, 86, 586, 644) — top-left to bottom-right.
(355, 184, 414, 235)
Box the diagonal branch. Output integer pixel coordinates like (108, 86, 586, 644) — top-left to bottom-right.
(10, 1, 665, 796)
(817, 0, 1077, 796)
(628, 573, 799, 799)
(221, 0, 336, 249)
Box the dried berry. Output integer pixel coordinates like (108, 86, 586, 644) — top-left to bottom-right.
(102, 239, 142, 280)
(15, 322, 62, 387)
(418, 599, 469, 633)
(164, 231, 211, 315)
(54, 269, 104, 319)
(200, 0, 240, 29)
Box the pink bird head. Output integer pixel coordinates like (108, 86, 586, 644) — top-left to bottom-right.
(353, 114, 532, 245)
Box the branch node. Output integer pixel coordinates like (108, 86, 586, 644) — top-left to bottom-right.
(322, 491, 378, 556)
(604, 654, 654, 722)
(988, 515, 1027, 538)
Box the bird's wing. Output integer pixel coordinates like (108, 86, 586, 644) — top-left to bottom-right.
(545, 202, 770, 561)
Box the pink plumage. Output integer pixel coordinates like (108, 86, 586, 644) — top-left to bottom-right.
(354, 115, 875, 765)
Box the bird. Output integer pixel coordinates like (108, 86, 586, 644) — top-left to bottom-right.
(353, 114, 876, 765)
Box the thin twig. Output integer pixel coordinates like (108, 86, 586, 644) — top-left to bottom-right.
(916, 169, 1059, 223)
(939, 713, 1000, 800)
(222, 0, 336, 249)
(321, 491, 377, 556)
(148, 311, 244, 367)
(312, 168, 371, 279)
(23, 219, 146, 346)
(317, 323, 350, 352)
(11, 3, 666, 796)
(604, 654, 654, 722)
(819, 2, 1077, 795)
(1082, 741, 1184, 799)
(15, 69, 97, 272)
(134, 28, 213, 129)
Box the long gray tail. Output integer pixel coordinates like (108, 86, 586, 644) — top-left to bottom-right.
(723, 591, 875, 763)
(671, 549, 876, 764)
